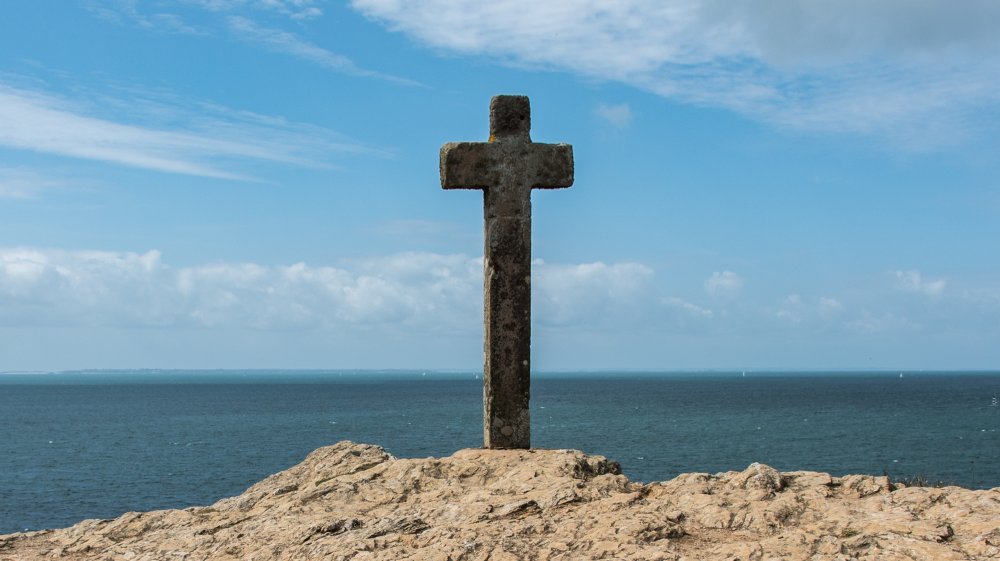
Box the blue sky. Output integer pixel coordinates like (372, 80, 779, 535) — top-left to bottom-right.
(1, 0, 998, 371)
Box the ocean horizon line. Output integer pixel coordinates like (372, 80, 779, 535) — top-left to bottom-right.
(3, 367, 999, 378)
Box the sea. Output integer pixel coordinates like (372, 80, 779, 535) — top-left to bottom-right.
(1, 370, 998, 534)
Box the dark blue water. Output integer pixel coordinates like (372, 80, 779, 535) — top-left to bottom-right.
(1, 370, 998, 534)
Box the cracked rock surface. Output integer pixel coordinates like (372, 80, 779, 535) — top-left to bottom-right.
(2, 441, 998, 560)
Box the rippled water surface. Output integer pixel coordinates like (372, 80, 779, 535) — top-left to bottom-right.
(1, 370, 998, 533)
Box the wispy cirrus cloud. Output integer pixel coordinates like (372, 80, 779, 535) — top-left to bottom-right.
(595, 102, 633, 129)
(84, 0, 202, 34)
(0, 167, 67, 200)
(0, 83, 375, 180)
(193, 0, 324, 20)
(87, 0, 325, 30)
(352, 0, 1000, 147)
(225, 16, 421, 86)
(85, 1, 418, 86)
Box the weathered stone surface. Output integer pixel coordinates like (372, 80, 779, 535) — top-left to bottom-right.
(440, 95, 573, 449)
(4, 441, 999, 560)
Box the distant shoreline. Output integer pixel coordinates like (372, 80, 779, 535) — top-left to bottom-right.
(2, 368, 999, 382)
(3, 368, 999, 374)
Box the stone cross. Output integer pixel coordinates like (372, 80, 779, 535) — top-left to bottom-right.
(440, 95, 574, 449)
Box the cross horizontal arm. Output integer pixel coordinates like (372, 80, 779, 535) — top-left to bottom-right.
(440, 142, 491, 190)
(441, 141, 574, 191)
(527, 143, 574, 189)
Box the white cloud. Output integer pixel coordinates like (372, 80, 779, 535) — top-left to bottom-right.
(846, 311, 919, 334)
(351, 0, 1000, 145)
(0, 248, 176, 327)
(773, 294, 803, 324)
(226, 17, 420, 86)
(0, 83, 372, 180)
(85, 1, 414, 85)
(0, 167, 67, 199)
(704, 270, 743, 297)
(4, 247, 996, 367)
(661, 296, 714, 321)
(85, 0, 202, 34)
(0, 248, 657, 332)
(533, 260, 655, 326)
(891, 269, 946, 297)
(0, 248, 479, 330)
(595, 102, 633, 129)
(772, 294, 843, 324)
(89, 0, 325, 27)
(818, 296, 844, 318)
(195, 0, 324, 20)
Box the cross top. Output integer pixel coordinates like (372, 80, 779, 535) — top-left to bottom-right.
(489, 95, 531, 140)
(440, 95, 573, 449)
(440, 96, 573, 193)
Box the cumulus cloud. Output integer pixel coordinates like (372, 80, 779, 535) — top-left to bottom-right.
(661, 296, 713, 320)
(595, 102, 633, 129)
(351, 0, 1000, 145)
(0, 83, 373, 180)
(891, 269, 946, 297)
(0, 248, 176, 327)
(0, 248, 657, 332)
(772, 294, 843, 324)
(532, 260, 654, 326)
(0, 248, 476, 331)
(5, 247, 996, 367)
(656, 297, 718, 333)
(818, 296, 844, 318)
(773, 294, 803, 324)
(704, 270, 743, 297)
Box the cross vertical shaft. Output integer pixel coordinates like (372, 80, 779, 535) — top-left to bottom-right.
(440, 95, 574, 449)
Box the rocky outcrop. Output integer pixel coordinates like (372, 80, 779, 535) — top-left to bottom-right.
(2, 441, 998, 560)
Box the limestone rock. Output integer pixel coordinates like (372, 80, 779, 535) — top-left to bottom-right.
(2, 441, 998, 560)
